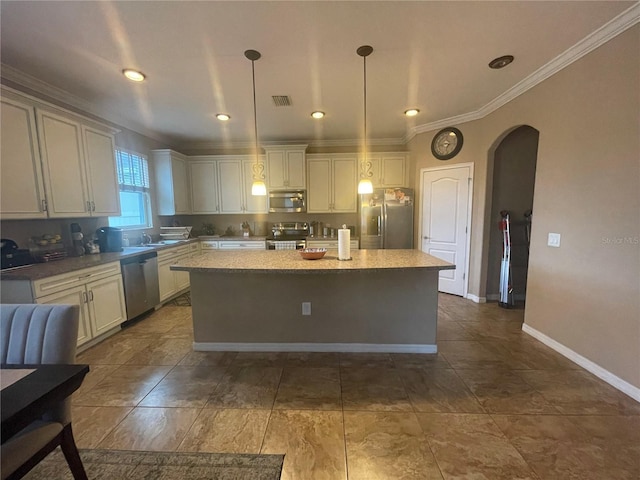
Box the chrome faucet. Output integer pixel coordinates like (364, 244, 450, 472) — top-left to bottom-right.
(141, 232, 152, 245)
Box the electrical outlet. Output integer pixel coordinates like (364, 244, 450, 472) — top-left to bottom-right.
(302, 302, 311, 316)
(548, 232, 561, 248)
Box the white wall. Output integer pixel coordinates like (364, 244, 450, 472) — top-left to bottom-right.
(411, 25, 639, 390)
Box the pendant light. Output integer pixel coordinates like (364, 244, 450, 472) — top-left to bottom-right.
(357, 45, 374, 195)
(245, 49, 267, 196)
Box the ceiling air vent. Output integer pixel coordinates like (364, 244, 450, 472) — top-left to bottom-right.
(272, 95, 292, 107)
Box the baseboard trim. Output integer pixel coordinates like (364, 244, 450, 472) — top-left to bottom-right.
(465, 294, 486, 304)
(193, 342, 438, 354)
(522, 323, 640, 403)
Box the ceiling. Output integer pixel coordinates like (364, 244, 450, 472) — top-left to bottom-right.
(0, 1, 635, 149)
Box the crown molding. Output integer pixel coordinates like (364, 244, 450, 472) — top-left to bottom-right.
(0, 63, 176, 147)
(180, 136, 405, 151)
(405, 2, 640, 143)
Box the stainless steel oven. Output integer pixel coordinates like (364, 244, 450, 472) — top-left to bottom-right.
(268, 190, 306, 213)
(266, 222, 308, 250)
(266, 239, 306, 250)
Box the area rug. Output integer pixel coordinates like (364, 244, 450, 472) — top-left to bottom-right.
(24, 449, 284, 479)
(171, 291, 192, 306)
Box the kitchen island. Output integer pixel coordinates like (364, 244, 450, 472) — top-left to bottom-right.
(172, 249, 454, 353)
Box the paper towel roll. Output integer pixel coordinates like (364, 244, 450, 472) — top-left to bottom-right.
(338, 226, 351, 260)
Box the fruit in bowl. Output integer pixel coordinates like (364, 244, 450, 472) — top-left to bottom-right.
(299, 248, 327, 260)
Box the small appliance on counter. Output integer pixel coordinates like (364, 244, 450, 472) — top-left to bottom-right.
(96, 227, 123, 252)
(70, 223, 84, 256)
(1, 239, 34, 270)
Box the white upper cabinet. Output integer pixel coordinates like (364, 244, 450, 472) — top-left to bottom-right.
(189, 156, 267, 215)
(36, 109, 91, 218)
(361, 153, 408, 188)
(189, 159, 220, 214)
(153, 150, 191, 215)
(1, 87, 120, 219)
(0, 96, 47, 219)
(217, 158, 244, 213)
(265, 145, 307, 190)
(82, 126, 120, 216)
(307, 155, 357, 213)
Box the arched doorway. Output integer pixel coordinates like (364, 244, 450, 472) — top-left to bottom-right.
(485, 126, 539, 304)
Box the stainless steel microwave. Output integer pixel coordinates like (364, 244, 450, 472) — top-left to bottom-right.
(268, 190, 306, 213)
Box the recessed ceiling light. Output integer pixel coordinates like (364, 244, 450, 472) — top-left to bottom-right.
(311, 111, 325, 119)
(122, 69, 146, 82)
(216, 113, 230, 121)
(488, 55, 514, 69)
(404, 109, 419, 117)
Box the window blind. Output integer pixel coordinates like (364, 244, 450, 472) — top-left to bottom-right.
(116, 149, 150, 192)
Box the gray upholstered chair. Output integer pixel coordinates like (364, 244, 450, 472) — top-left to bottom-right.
(1, 304, 88, 480)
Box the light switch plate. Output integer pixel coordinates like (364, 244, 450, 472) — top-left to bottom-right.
(548, 233, 561, 247)
(302, 302, 311, 315)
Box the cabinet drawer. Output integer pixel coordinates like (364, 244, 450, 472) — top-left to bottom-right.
(32, 261, 121, 298)
(201, 241, 219, 250)
(157, 244, 190, 260)
(218, 241, 266, 250)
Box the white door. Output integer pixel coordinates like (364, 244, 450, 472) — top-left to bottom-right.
(421, 165, 472, 296)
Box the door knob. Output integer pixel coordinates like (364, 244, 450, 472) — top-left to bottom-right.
(423, 236, 430, 239)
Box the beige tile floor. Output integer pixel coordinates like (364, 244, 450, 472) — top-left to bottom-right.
(72, 294, 640, 480)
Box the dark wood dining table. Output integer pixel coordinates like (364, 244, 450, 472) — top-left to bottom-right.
(1, 364, 89, 443)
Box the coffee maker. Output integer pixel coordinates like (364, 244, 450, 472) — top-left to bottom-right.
(95, 227, 123, 252)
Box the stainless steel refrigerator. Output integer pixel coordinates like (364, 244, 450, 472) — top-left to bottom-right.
(360, 188, 414, 249)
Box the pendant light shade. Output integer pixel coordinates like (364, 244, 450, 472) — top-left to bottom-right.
(251, 180, 267, 196)
(357, 45, 374, 195)
(245, 49, 266, 196)
(358, 178, 374, 194)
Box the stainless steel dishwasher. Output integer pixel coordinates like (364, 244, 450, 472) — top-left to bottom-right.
(120, 251, 160, 321)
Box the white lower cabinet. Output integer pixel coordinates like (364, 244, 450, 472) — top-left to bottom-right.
(38, 286, 92, 346)
(157, 244, 194, 303)
(34, 262, 126, 347)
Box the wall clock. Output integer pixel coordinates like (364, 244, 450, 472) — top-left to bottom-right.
(431, 127, 463, 160)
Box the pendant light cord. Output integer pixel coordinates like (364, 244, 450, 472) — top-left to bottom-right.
(363, 54, 367, 163)
(251, 59, 259, 168)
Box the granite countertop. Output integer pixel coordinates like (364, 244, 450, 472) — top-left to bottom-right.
(1, 239, 200, 281)
(171, 249, 455, 274)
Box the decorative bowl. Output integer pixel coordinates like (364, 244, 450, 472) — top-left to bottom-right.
(299, 248, 327, 260)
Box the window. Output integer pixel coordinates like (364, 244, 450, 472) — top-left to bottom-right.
(108, 149, 152, 229)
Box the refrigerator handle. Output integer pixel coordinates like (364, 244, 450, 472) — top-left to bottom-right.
(377, 215, 382, 236)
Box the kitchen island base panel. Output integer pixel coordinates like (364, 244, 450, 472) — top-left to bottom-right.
(193, 342, 437, 353)
(190, 269, 439, 349)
